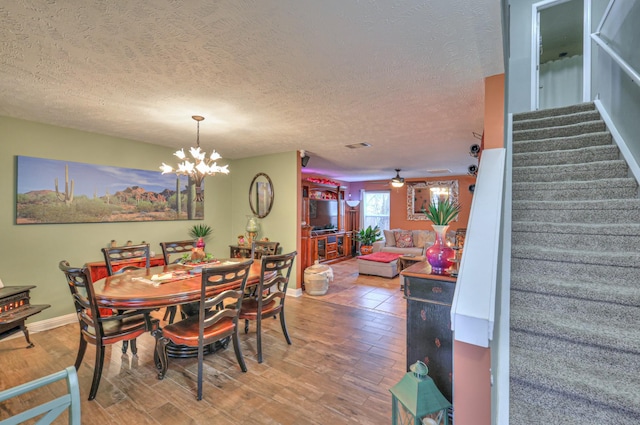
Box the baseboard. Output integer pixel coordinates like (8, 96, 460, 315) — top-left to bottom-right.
(2, 313, 77, 341)
(287, 287, 303, 297)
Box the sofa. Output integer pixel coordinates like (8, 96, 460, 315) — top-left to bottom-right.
(372, 228, 457, 256)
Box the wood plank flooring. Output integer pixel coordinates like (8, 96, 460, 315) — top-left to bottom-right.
(0, 259, 406, 424)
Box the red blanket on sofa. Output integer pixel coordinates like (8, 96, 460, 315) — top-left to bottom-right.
(357, 252, 402, 263)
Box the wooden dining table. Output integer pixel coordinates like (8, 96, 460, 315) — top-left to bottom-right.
(92, 259, 271, 358)
(92, 259, 267, 310)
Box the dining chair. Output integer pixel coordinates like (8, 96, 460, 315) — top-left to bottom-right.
(101, 243, 151, 276)
(251, 240, 280, 259)
(239, 251, 297, 363)
(159, 240, 197, 323)
(155, 258, 254, 401)
(59, 260, 159, 400)
(159, 240, 197, 265)
(101, 243, 151, 352)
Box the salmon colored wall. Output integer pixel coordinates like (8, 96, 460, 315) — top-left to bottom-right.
(450, 73, 504, 425)
(350, 176, 476, 231)
(483, 74, 505, 150)
(453, 341, 491, 425)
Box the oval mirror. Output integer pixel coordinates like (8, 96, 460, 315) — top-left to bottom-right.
(249, 173, 274, 218)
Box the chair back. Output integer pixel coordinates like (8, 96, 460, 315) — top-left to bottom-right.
(251, 240, 280, 259)
(160, 240, 196, 264)
(101, 243, 150, 275)
(0, 366, 81, 425)
(256, 251, 297, 312)
(59, 260, 103, 338)
(198, 259, 254, 333)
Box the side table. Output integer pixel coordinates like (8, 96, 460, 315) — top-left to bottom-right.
(398, 255, 425, 289)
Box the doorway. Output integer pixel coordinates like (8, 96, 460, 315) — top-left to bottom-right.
(531, 0, 590, 110)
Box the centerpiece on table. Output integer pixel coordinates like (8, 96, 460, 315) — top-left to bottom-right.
(189, 223, 212, 249)
(422, 199, 461, 275)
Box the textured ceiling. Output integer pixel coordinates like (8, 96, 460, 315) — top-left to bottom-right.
(0, 0, 503, 182)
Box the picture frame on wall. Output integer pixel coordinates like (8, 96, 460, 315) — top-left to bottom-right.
(15, 156, 203, 224)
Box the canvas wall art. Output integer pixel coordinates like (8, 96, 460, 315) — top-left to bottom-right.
(16, 156, 203, 224)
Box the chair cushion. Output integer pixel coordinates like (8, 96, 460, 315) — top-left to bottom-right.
(239, 299, 279, 320)
(161, 315, 235, 347)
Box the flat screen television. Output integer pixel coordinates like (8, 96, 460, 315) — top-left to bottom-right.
(309, 199, 337, 231)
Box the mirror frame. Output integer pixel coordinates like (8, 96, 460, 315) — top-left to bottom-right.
(249, 172, 274, 218)
(406, 179, 459, 221)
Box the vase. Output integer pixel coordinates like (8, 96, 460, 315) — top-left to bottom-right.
(196, 237, 205, 249)
(425, 224, 455, 275)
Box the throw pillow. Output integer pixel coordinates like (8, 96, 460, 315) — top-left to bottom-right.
(412, 230, 429, 248)
(394, 230, 414, 248)
(383, 229, 397, 247)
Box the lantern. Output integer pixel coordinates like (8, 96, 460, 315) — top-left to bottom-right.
(245, 216, 259, 245)
(389, 361, 452, 425)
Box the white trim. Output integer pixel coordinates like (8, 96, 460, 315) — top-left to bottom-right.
(287, 287, 303, 298)
(594, 99, 640, 185)
(583, 0, 591, 101)
(451, 148, 506, 348)
(2, 313, 77, 341)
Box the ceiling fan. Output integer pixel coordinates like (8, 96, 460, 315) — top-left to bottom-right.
(390, 169, 405, 188)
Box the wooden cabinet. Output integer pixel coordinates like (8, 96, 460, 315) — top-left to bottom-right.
(401, 262, 456, 404)
(85, 255, 166, 282)
(300, 181, 353, 273)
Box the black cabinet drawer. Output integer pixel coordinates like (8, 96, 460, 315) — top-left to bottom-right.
(404, 276, 455, 305)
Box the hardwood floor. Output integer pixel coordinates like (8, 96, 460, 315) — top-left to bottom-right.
(0, 259, 406, 424)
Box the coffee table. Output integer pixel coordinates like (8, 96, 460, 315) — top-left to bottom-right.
(398, 255, 425, 272)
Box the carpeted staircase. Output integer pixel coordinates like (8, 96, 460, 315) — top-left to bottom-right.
(509, 102, 640, 424)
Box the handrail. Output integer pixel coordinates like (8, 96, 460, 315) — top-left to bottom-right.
(450, 148, 506, 347)
(591, 33, 640, 90)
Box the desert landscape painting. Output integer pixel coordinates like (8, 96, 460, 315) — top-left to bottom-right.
(16, 156, 203, 224)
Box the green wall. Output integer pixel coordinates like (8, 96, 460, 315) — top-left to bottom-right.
(0, 116, 298, 321)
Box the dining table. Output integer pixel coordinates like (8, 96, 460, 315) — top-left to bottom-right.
(91, 258, 271, 358)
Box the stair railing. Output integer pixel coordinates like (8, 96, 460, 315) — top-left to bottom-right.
(591, 0, 640, 184)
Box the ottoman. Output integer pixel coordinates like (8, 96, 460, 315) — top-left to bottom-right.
(357, 252, 402, 278)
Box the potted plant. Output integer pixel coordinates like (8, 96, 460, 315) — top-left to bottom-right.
(356, 225, 383, 255)
(422, 199, 461, 275)
(189, 223, 213, 249)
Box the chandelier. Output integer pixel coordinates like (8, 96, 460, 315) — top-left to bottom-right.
(160, 115, 229, 201)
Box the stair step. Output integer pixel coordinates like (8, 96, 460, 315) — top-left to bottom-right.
(513, 131, 612, 154)
(511, 244, 640, 268)
(510, 378, 640, 424)
(512, 160, 628, 183)
(512, 256, 639, 287)
(513, 102, 595, 121)
(512, 222, 640, 251)
(513, 109, 601, 132)
(510, 326, 640, 418)
(512, 198, 640, 223)
(511, 291, 640, 354)
(513, 120, 606, 142)
(510, 274, 640, 307)
(513, 145, 620, 167)
(512, 178, 638, 201)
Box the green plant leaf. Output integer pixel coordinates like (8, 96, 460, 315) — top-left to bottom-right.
(189, 223, 213, 238)
(422, 199, 460, 225)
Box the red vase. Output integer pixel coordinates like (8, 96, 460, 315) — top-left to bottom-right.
(196, 237, 205, 249)
(426, 225, 454, 275)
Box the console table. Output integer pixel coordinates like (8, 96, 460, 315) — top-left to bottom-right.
(401, 262, 456, 404)
(85, 255, 166, 282)
(0, 286, 50, 348)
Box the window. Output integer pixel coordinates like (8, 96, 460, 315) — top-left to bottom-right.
(362, 191, 390, 230)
